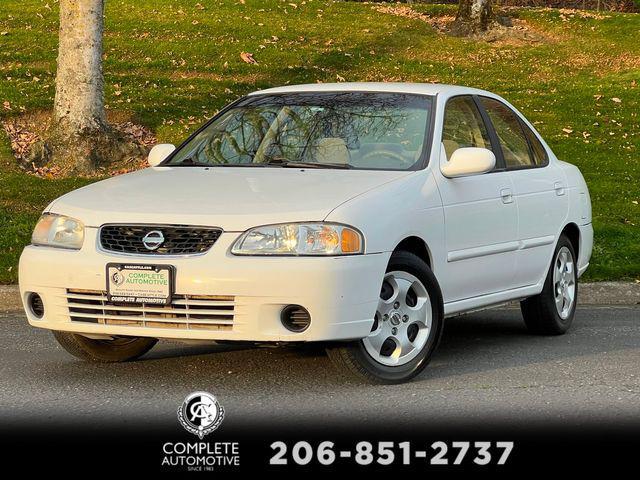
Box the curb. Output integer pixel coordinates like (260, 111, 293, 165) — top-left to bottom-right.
(1, 282, 638, 312)
(578, 281, 639, 306)
(1, 285, 23, 311)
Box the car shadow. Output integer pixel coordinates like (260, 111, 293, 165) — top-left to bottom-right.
(415, 306, 633, 383)
(129, 306, 619, 384)
(144, 341, 254, 360)
(24, 306, 633, 390)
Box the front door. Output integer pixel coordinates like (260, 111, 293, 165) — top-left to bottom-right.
(434, 95, 518, 304)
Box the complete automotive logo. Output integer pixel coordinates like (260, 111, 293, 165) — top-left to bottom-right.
(161, 392, 239, 471)
(178, 391, 225, 439)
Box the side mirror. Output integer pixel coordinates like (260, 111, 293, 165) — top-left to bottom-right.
(441, 147, 496, 178)
(148, 144, 176, 167)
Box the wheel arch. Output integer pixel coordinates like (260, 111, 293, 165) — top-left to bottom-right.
(393, 236, 433, 269)
(561, 222, 580, 259)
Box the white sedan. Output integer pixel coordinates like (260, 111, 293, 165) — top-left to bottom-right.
(19, 83, 592, 383)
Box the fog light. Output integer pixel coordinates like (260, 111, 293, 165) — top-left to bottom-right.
(28, 292, 44, 318)
(281, 305, 311, 332)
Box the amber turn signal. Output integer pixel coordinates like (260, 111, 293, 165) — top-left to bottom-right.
(341, 228, 362, 254)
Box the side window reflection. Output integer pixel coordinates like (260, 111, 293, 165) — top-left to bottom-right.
(442, 96, 492, 161)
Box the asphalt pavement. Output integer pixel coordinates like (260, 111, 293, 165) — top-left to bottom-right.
(1, 305, 638, 431)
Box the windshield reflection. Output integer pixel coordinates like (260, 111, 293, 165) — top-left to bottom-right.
(167, 92, 433, 171)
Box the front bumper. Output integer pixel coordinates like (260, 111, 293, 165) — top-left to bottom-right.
(19, 230, 389, 342)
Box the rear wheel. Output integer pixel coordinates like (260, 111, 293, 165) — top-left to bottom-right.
(520, 234, 578, 335)
(52, 331, 157, 362)
(326, 251, 443, 384)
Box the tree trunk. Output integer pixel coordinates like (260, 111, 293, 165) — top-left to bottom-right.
(54, 0, 106, 134)
(27, 0, 144, 175)
(454, 0, 494, 34)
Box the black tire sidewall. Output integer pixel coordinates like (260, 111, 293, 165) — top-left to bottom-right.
(543, 235, 579, 329)
(54, 331, 157, 362)
(76, 335, 157, 361)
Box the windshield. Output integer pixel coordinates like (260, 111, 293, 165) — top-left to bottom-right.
(165, 92, 434, 170)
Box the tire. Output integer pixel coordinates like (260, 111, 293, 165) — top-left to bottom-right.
(326, 251, 444, 384)
(520, 234, 578, 335)
(52, 331, 157, 362)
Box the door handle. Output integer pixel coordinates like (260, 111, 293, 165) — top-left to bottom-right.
(554, 182, 566, 196)
(500, 188, 513, 204)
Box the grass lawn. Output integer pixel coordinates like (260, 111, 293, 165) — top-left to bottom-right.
(0, 0, 638, 284)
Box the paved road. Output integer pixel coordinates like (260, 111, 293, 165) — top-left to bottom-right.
(1, 306, 638, 431)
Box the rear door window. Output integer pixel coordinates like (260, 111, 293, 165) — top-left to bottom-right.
(480, 98, 534, 169)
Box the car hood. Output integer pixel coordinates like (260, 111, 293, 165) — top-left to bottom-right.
(48, 166, 413, 231)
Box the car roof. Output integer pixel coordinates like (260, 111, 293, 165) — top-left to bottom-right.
(247, 82, 495, 98)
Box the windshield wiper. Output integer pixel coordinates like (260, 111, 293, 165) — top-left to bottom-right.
(173, 157, 211, 167)
(263, 158, 353, 169)
(283, 161, 353, 169)
(173, 156, 353, 169)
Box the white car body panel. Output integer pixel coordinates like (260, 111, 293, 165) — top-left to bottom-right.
(19, 83, 593, 342)
(433, 142, 519, 301)
(19, 235, 389, 342)
(510, 164, 568, 285)
(47, 167, 411, 231)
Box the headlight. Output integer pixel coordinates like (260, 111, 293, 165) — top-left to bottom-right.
(31, 213, 85, 250)
(231, 223, 363, 256)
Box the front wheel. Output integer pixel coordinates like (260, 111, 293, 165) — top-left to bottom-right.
(326, 251, 444, 384)
(52, 331, 157, 362)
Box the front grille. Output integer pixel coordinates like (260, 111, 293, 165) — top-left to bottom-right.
(65, 289, 234, 331)
(100, 225, 222, 255)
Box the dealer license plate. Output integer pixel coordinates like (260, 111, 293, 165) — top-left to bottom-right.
(106, 264, 173, 305)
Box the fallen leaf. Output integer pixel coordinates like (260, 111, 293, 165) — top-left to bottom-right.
(562, 128, 573, 134)
(611, 97, 622, 103)
(240, 52, 258, 64)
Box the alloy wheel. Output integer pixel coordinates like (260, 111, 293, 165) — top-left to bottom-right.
(363, 271, 432, 366)
(553, 246, 576, 319)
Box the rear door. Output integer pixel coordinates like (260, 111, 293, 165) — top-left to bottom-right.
(478, 97, 568, 288)
(434, 95, 518, 303)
